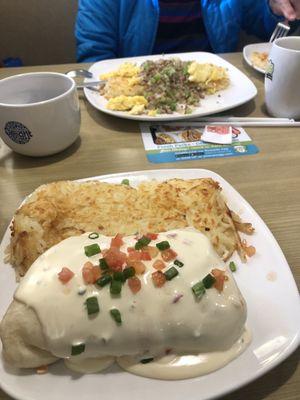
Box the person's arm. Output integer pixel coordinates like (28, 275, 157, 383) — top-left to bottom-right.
(241, 0, 283, 40)
(75, 0, 120, 63)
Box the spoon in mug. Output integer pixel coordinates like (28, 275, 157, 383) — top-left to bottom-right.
(65, 69, 105, 90)
(65, 69, 93, 79)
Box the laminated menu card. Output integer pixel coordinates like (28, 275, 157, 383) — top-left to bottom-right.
(140, 122, 259, 163)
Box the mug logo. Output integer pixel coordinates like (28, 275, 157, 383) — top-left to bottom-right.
(4, 121, 32, 144)
(266, 60, 274, 81)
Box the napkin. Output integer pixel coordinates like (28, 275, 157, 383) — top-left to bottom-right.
(201, 125, 232, 144)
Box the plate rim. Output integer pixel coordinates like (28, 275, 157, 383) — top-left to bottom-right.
(0, 168, 299, 400)
(84, 52, 258, 121)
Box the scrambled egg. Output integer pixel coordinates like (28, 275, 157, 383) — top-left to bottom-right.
(188, 62, 227, 84)
(100, 63, 144, 109)
(107, 95, 148, 112)
(100, 63, 141, 80)
(188, 62, 229, 94)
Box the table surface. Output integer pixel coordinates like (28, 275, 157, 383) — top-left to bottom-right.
(0, 53, 299, 400)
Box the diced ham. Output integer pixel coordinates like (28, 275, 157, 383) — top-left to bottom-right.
(58, 267, 74, 284)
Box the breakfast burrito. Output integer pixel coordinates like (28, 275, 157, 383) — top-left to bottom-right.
(0, 228, 250, 379)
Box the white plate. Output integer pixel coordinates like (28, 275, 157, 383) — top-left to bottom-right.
(0, 169, 299, 400)
(243, 42, 272, 74)
(84, 52, 257, 121)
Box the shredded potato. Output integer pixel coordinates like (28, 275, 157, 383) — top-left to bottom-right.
(8, 178, 254, 278)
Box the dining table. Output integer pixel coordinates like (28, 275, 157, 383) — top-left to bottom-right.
(0, 52, 299, 400)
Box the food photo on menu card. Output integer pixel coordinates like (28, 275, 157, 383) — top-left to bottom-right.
(0, 2, 300, 400)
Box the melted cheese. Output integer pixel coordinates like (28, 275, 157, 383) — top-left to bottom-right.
(15, 229, 250, 379)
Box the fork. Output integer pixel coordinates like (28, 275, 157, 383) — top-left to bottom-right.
(269, 22, 290, 42)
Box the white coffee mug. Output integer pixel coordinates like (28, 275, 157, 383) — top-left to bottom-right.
(265, 36, 300, 119)
(0, 72, 80, 156)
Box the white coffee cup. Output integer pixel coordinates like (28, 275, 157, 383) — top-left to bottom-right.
(265, 36, 300, 119)
(0, 72, 80, 156)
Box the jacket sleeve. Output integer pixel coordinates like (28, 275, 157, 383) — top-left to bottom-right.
(241, 0, 283, 40)
(75, 0, 120, 62)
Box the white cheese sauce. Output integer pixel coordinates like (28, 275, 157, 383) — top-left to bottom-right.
(15, 228, 250, 379)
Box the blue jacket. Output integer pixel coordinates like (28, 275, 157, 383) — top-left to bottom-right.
(76, 0, 281, 62)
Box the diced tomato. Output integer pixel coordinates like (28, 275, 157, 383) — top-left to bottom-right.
(161, 248, 177, 262)
(126, 250, 142, 263)
(152, 259, 166, 270)
(92, 266, 101, 282)
(211, 268, 227, 292)
(102, 249, 109, 257)
(58, 267, 74, 284)
(127, 247, 135, 253)
(82, 261, 95, 284)
(144, 246, 159, 259)
(131, 261, 146, 274)
(152, 271, 166, 287)
(105, 247, 127, 271)
(140, 251, 152, 261)
(82, 262, 101, 284)
(145, 233, 158, 240)
(128, 276, 141, 294)
(110, 233, 124, 248)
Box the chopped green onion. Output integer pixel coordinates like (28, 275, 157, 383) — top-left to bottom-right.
(123, 266, 135, 279)
(192, 281, 206, 299)
(135, 236, 151, 250)
(113, 271, 125, 282)
(96, 274, 112, 287)
(174, 259, 184, 268)
(164, 266, 178, 281)
(229, 261, 237, 272)
(86, 296, 100, 315)
(88, 232, 99, 239)
(99, 258, 109, 271)
(110, 279, 122, 295)
(84, 243, 101, 257)
(140, 357, 154, 364)
(121, 179, 130, 185)
(156, 241, 170, 251)
(71, 343, 85, 356)
(110, 308, 122, 324)
(202, 274, 216, 289)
